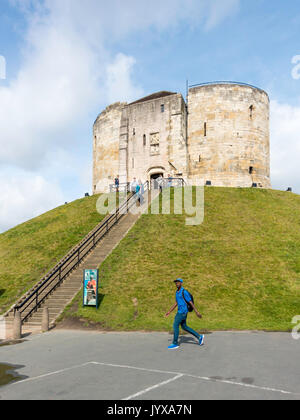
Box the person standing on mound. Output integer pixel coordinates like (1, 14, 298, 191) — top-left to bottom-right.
(165, 278, 204, 350)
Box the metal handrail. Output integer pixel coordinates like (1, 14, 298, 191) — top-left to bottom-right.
(14, 182, 149, 323)
(151, 177, 185, 190)
(109, 182, 130, 193)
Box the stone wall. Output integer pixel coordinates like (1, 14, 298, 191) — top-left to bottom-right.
(93, 102, 126, 193)
(187, 83, 271, 188)
(120, 93, 188, 184)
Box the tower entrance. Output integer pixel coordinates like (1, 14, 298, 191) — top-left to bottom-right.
(150, 173, 164, 190)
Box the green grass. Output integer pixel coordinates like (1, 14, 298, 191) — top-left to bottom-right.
(62, 187, 300, 332)
(0, 194, 105, 314)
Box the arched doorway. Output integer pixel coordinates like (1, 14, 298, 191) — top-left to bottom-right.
(147, 167, 166, 190)
(150, 173, 164, 190)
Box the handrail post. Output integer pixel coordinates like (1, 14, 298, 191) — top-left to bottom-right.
(13, 311, 22, 340)
(42, 307, 49, 333)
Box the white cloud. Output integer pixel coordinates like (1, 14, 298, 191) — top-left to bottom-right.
(204, 0, 240, 30)
(0, 6, 101, 170)
(270, 100, 300, 193)
(40, 0, 240, 40)
(0, 0, 240, 231)
(1, 0, 240, 171)
(106, 53, 144, 104)
(0, 169, 64, 232)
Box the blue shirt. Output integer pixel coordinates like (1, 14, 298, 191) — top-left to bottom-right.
(176, 287, 192, 314)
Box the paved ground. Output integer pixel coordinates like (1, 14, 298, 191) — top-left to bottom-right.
(0, 329, 299, 400)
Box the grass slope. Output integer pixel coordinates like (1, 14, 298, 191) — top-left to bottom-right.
(62, 188, 300, 332)
(0, 195, 104, 314)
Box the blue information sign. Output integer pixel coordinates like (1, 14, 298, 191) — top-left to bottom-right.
(83, 269, 99, 307)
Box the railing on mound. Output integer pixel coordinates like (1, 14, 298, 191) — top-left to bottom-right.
(151, 178, 185, 190)
(109, 182, 130, 193)
(13, 182, 149, 323)
(110, 178, 185, 193)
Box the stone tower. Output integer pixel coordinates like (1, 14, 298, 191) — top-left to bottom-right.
(93, 82, 271, 193)
(93, 102, 126, 194)
(93, 91, 188, 193)
(187, 82, 271, 188)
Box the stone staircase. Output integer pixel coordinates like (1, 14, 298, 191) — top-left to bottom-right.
(3, 192, 154, 339)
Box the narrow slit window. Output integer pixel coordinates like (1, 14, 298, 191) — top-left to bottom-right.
(143, 134, 146, 146)
(249, 105, 254, 119)
(249, 166, 254, 174)
(161, 104, 165, 113)
(204, 122, 207, 137)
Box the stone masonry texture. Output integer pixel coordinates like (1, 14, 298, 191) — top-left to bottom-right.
(93, 83, 271, 193)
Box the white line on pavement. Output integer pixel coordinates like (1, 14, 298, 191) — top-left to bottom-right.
(90, 361, 179, 376)
(122, 374, 184, 401)
(91, 361, 297, 396)
(10, 362, 92, 385)
(10, 360, 298, 397)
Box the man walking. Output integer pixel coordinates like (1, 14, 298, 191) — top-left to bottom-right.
(165, 278, 204, 350)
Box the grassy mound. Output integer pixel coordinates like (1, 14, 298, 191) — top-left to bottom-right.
(0, 195, 104, 314)
(62, 187, 300, 332)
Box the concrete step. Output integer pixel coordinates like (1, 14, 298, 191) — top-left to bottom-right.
(26, 312, 62, 322)
(28, 312, 62, 321)
(37, 299, 69, 310)
(53, 290, 80, 297)
(23, 321, 45, 327)
(49, 283, 80, 290)
(57, 286, 81, 291)
(58, 282, 82, 288)
(28, 306, 62, 315)
(63, 278, 82, 284)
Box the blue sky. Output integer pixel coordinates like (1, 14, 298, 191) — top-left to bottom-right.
(0, 0, 300, 232)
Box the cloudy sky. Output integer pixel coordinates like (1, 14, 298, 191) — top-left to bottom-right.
(0, 0, 300, 232)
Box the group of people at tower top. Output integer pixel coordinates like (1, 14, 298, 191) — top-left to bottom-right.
(130, 178, 145, 204)
(114, 175, 144, 204)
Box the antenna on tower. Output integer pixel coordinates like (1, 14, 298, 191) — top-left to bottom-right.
(185, 79, 189, 143)
(186, 79, 189, 102)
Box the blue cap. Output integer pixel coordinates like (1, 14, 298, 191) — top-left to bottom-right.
(174, 278, 183, 283)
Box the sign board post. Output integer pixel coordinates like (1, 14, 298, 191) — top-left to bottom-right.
(83, 269, 99, 308)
